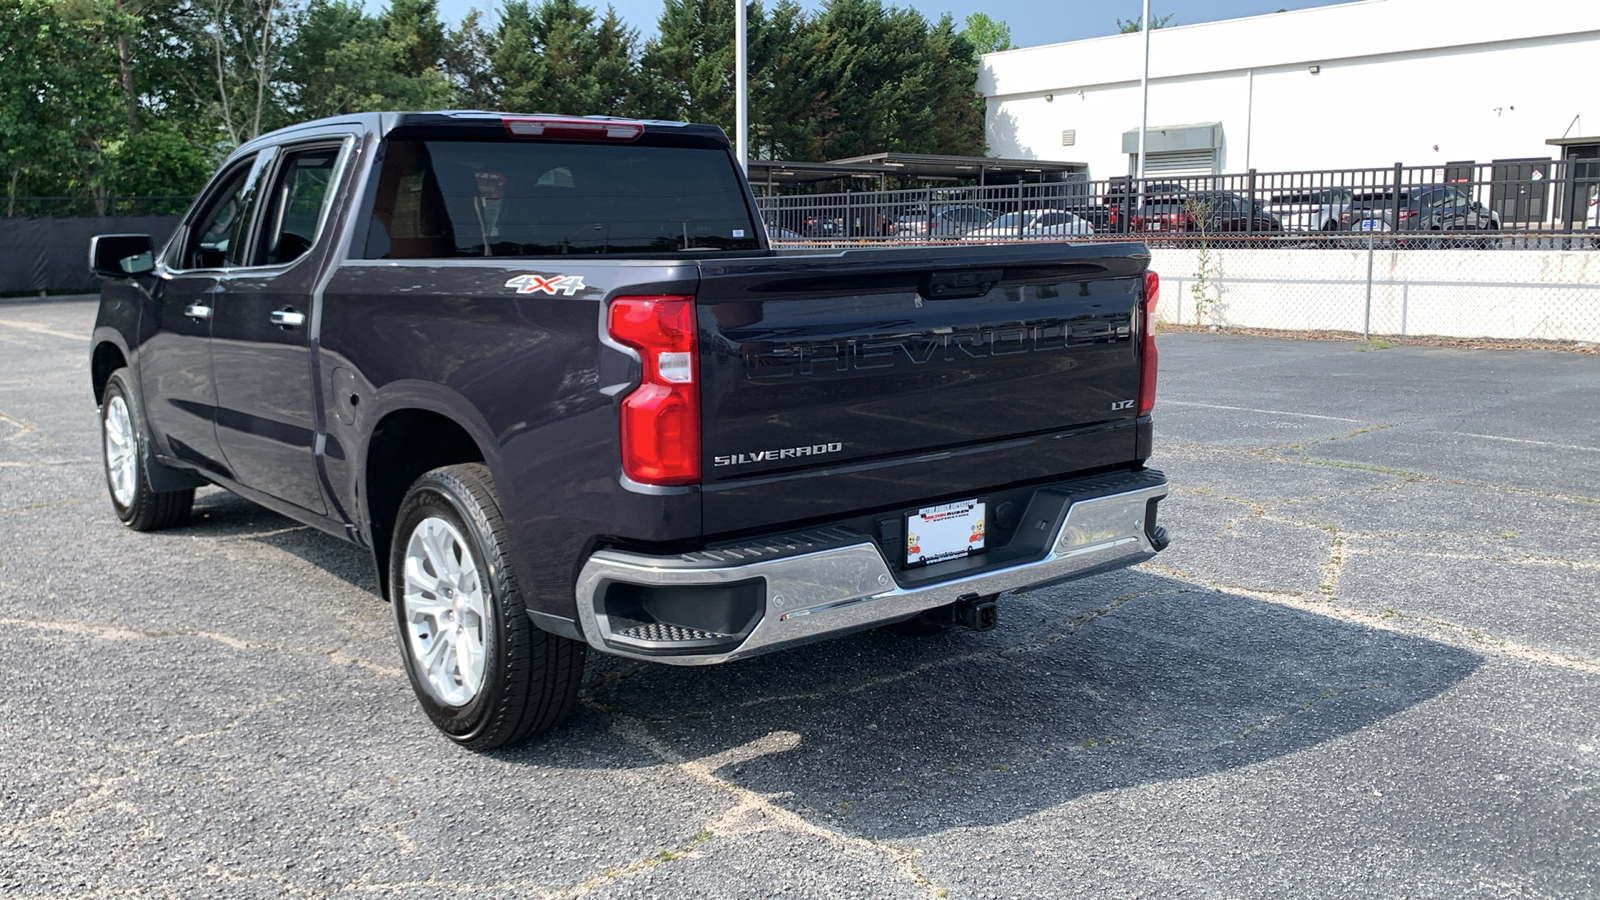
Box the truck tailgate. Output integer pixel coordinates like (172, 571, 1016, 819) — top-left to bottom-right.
(695, 243, 1150, 534)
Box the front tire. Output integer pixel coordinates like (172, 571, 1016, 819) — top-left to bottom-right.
(100, 369, 194, 531)
(389, 463, 584, 750)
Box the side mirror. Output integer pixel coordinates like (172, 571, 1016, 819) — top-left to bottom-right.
(89, 234, 155, 278)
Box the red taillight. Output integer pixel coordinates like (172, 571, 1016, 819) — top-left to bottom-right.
(607, 296, 700, 485)
(1138, 271, 1159, 417)
(1397, 208, 1418, 220)
(502, 116, 644, 141)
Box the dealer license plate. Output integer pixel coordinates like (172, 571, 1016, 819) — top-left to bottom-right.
(906, 499, 986, 566)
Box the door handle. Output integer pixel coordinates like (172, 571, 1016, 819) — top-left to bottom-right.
(271, 309, 306, 329)
(183, 303, 213, 319)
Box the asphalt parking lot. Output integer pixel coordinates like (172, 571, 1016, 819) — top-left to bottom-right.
(1, 296, 1595, 899)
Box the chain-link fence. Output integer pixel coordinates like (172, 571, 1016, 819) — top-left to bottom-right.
(1148, 233, 1600, 343)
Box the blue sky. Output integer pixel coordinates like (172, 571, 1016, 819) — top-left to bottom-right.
(416, 0, 1358, 47)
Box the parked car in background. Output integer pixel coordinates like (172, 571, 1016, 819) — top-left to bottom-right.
(1104, 181, 1187, 233)
(765, 223, 805, 241)
(1342, 186, 1499, 232)
(962, 208, 1094, 241)
(1130, 191, 1283, 233)
(1264, 188, 1353, 232)
(801, 211, 844, 237)
(892, 203, 996, 238)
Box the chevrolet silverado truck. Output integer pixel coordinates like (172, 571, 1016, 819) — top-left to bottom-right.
(88, 111, 1169, 749)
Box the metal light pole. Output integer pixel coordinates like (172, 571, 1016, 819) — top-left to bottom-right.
(1136, 0, 1151, 209)
(735, 0, 748, 170)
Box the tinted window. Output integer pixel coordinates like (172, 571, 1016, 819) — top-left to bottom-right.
(182, 156, 260, 269)
(256, 145, 342, 266)
(364, 139, 760, 258)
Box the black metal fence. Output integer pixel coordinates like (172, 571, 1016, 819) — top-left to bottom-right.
(754, 159, 1600, 244)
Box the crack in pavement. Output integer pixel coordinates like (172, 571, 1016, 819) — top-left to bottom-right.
(625, 588, 1185, 725)
(0, 617, 403, 677)
(1, 409, 38, 440)
(604, 716, 949, 899)
(551, 828, 713, 898)
(1231, 681, 1393, 743)
(1318, 529, 1349, 598)
(1142, 562, 1600, 675)
(1, 498, 88, 515)
(1161, 438, 1598, 504)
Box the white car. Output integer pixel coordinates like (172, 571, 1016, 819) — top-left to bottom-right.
(962, 208, 1094, 241)
(1264, 188, 1353, 233)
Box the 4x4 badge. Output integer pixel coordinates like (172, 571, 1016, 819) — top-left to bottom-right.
(506, 274, 586, 296)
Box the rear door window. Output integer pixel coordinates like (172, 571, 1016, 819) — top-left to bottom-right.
(255, 143, 344, 266)
(363, 139, 760, 258)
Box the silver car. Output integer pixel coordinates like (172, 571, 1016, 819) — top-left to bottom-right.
(1264, 188, 1353, 233)
(962, 208, 1094, 241)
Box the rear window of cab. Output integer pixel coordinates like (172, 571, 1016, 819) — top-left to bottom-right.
(363, 139, 761, 258)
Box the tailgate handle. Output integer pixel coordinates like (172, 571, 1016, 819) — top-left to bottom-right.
(920, 268, 1002, 301)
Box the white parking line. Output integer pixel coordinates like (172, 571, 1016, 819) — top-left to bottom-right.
(1455, 432, 1600, 453)
(0, 318, 88, 341)
(1162, 400, 1364, 423)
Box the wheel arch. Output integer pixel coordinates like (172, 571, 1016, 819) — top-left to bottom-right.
(363, 403, 493, 598)
(91, 335, 130, 403)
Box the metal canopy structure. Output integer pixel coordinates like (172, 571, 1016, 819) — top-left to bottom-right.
(746, 153, 1087, 192)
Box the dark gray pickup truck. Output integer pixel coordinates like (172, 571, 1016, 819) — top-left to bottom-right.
(89, 111, 1169, 748)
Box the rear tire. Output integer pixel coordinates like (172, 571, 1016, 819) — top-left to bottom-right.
(100, 369, 194, 531)
(389, 463, 584, 750)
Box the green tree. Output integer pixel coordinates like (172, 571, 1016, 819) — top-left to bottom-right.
(444, 9, 497, 109)
(638, 0, 739, 127)
(489, 0, 645, 116)
(102, 125, 215, 207)
(749, 0, 842, 160)
(0, 0, 128, 211)
(489, 0, 547, 112)
(960, 12, 1012, 53)
(810, 0, 983, 160)
(1116, 12, 1175, 33)
(386, 0, 446, 77)
(172, 0, 296, 147)
(281, 0, 452, 120)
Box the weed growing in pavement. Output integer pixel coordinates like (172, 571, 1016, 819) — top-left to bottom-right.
(1185, 196, 1221, 325)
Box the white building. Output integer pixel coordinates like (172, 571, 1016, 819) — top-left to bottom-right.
(977, 0, 1600, 180)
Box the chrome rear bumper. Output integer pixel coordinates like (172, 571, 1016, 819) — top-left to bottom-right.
(573, 479, 1168, 665)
